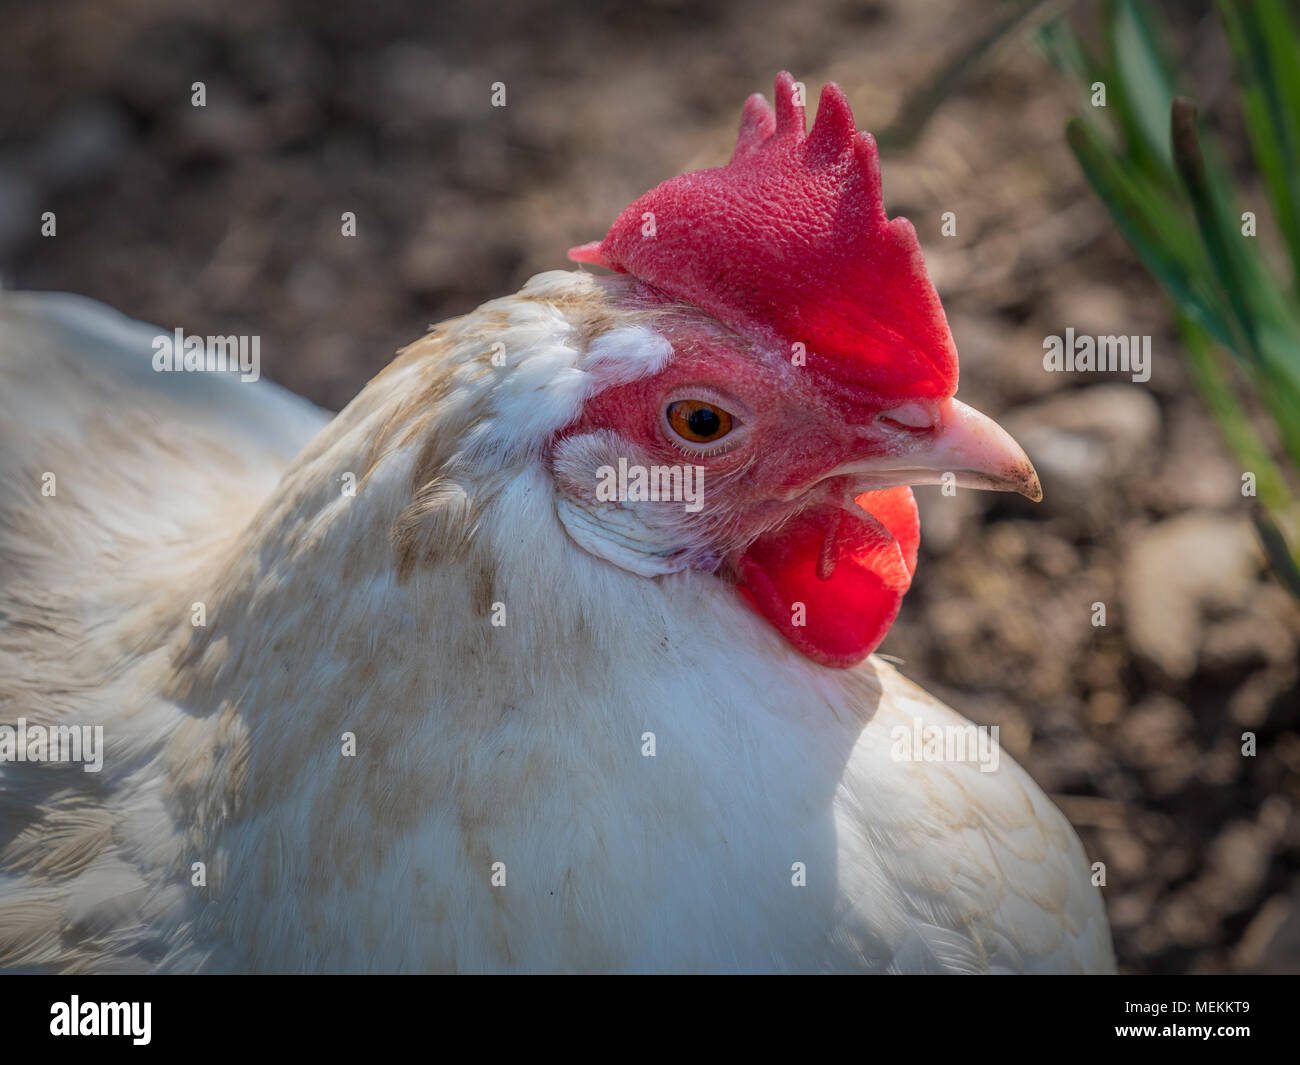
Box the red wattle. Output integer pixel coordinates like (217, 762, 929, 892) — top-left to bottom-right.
(736, 487, 918, 669)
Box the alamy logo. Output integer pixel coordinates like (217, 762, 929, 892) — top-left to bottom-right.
(596, 458, 705, 513)
(890, 718, 1000, 773)
(152, 328, 261, 382)
(1042, 328, 1151, 383)
(0, 718, 103, 773)
(50, 997, 151, 1045)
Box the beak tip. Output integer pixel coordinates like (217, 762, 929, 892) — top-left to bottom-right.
(1020, 465, 1043, 503)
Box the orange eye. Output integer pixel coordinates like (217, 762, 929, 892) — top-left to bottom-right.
(666, 400, 734, 445)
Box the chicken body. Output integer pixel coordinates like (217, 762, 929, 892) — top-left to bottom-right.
(0, 275, 1114, 972)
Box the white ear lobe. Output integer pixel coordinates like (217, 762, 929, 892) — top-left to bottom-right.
(551, 429, 698, 578)
(556, 496, 691, 578)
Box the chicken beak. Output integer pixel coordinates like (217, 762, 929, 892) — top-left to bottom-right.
(833, 398, 1043, 501)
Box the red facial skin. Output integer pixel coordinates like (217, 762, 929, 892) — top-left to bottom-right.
(557, 315, 932, 668)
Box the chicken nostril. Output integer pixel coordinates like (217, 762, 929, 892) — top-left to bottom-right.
(875, 402, 935, 432)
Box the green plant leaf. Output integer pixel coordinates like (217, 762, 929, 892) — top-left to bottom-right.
(1178, 315, 1291, 513)
(1051, 3, 1300, 598)
(1171, 97, 1300, 467)
(1105, 0, 1179, 178)
(1219, 0, 1300, 291)
(1067, 116, 1233, 346)
(1253, 509, 1300, 598)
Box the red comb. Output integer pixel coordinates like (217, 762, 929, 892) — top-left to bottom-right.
(569, 72, 958, 400)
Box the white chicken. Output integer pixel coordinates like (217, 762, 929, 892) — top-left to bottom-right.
(0, 74, 1113, 973)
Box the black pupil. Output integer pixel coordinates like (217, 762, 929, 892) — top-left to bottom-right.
(687, 406, 721, 437)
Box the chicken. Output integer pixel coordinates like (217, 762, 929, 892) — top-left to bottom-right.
(0, 73, 1114, 973)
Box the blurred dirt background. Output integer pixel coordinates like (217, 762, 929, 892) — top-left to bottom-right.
(2, 0, 1297, 973)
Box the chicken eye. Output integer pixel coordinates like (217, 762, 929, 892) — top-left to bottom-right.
(666, 400, 734, 445)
